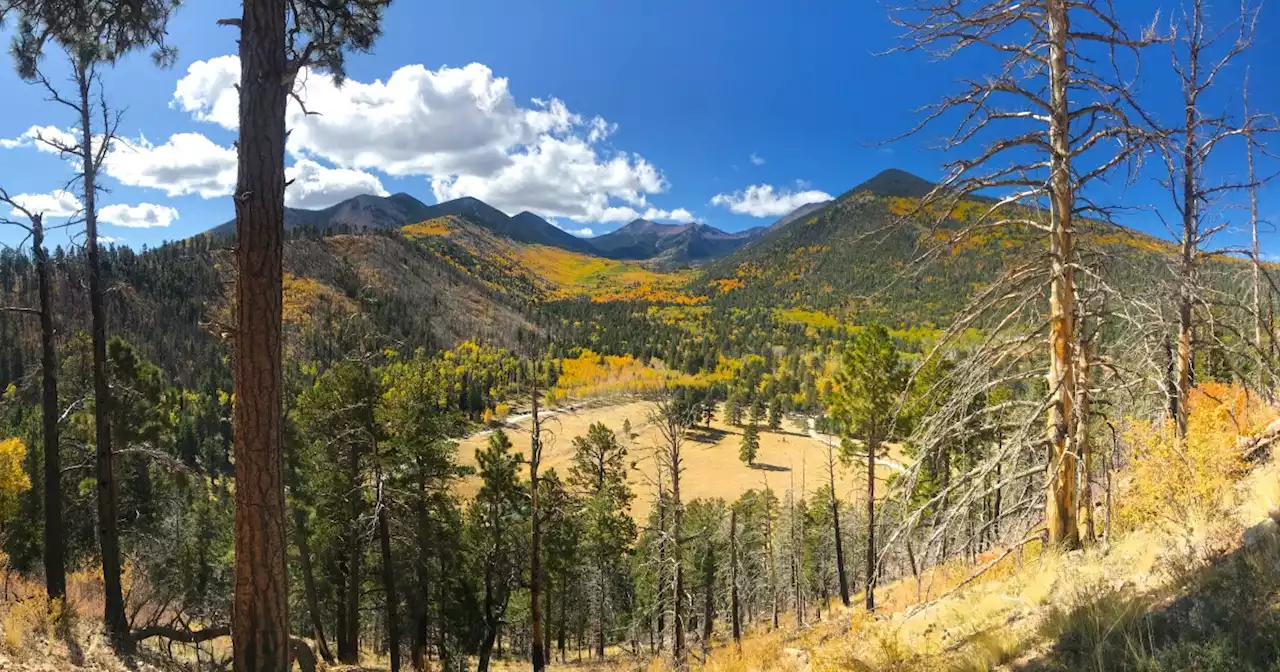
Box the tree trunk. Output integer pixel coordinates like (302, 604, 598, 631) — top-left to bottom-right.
(76, 60, 129, 654)
(730, 508, 741, 643)
(476, 626, 498, 672)
(378, 494, 401, 672)
(530, 381, 546, 672)
(1246, 78, 1267, 398)
(865, 434, 876, 611)
(829, 449, 849, 607)
(339, 538, 362, 663)
(231, 0, 291, 669)
(294, 508, 334, 663)
(1044, 0, 1081, 551)
(33, 216, 66, 601)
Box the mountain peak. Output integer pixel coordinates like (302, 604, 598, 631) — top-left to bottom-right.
(848, 168, 937, 199)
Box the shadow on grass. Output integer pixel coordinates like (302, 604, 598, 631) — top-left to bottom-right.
(688, 427, 731, 444)
(1014, 520, 1280, 672)
(750, 462, 791, 473)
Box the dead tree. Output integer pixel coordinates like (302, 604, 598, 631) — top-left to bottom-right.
(887, 0, 1158, 550)
(649, 387, 698, 672)
(1153, 0, 1266, 436)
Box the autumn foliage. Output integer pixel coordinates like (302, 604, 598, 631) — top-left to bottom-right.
(1118, 383, 1272, 534)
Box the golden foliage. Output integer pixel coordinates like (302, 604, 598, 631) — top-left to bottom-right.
(776, 308, 840, 330)
(709, 277, 745, 293)
(0, 438, 30, 528)
(401, 217, 454, 239)
(509, 245, 701, 303)
(282, 273, 358, 325)
(1118, 383, 1270, 534)
(553, 350, 677, 400)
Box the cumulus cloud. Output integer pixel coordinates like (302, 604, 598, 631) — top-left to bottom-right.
(173, 56, 689, 223)
(7, 190, 82, 218)
(0, 125, 78, 153)
(710, 183, 834, 218)
(104, 133, 237, 199)
(642, 207, 694, 222)
(100, 203, 179, 228)
(749, 153, 765, 166)
(286, 159, 388, 209)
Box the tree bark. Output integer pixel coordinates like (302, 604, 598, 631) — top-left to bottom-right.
(75, 59, 129, 654)
(1045, 0, 1081, 551)
(33, 215, 66, 601)
(231, 0, 291, 669)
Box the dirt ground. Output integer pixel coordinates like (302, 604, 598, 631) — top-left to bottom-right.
(457, 400, 904, 521)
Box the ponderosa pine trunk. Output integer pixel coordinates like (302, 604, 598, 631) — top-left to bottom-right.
(75, 59, 129, 654)
(33, 215, 66, 601)
(1045, 0, 1081, 550)
(231, 0, 290, 669)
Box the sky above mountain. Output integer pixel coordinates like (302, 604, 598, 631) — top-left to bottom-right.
(1, 0, 1279, 253)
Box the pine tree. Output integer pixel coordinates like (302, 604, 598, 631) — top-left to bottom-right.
(830, 324, 906, 612)
(740, 424, 760, 467)
(568, 423, 636, 659)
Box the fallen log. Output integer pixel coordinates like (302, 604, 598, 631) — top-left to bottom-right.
(130, 626, 317, 672)
(1240, 417, 1280, 462)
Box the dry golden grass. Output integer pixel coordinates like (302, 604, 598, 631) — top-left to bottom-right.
(458, 401, 905, 521)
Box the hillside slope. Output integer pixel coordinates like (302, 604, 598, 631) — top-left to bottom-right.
(697, 169, 1216, 328)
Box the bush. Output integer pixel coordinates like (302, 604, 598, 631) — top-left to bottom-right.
(1117, 383, 1268, 534)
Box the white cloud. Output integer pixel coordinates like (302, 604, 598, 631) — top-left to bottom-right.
(642, 207, 693, 222)
(7, 190, 82, 218)
(173, 56, 690, 224)
(286, 159, 388, 209)
(750, 153, 765, 166)
(171, 56, 241, 129)
(710, 183, 834, 218)
(0, 125, 78, 153)
(104, 133, 237, 199)
(99, 203, 179, 228)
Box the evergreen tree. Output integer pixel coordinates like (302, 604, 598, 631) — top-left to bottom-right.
(568, 423, 636, 659)
(829, 324, 907, 612)
(467, 430, 527, 672)
(740, 424, 760, 467)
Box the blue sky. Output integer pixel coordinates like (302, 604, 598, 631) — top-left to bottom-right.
(1, 0, 1278, 253)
